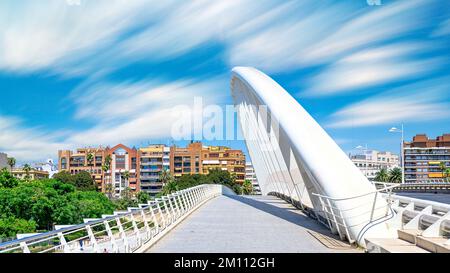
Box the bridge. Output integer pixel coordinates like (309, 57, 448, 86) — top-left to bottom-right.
(1, 67, 449, 253)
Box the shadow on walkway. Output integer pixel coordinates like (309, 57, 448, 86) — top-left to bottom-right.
(224, 194, 336, 238)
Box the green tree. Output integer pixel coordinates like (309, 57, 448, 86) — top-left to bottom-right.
(23, 164, 32, 181)
(444, 168, 450, 183)
(159, 169, 174, 186)
(123, 170, 130, 189)
(242, 179, 253, 195)
(0, 168, 19, 188)
(102, 155, 112, 197)
(73, 171, 96, 191)
(388, 167, 402, 183)
(7, 157, 16, 172)
(53, 171, 74, 185)
(374, 168, 389, 182)
(136, 191, 149, 204)
(161, 180, 179, 195)
(439, 162, 447, 180)
(0, 216, 36, 238)
(86, 152, 94, 175)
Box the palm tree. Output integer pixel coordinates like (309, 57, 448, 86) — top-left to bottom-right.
(122, 170, 130, 193)
(161, 180, 179, 195)
(439, 162, 447, 181)
(102, 155, 112, 198)
(23, 164, 32, 181)
(7, 157, 16, 172)
(242, 179, 253, 195)
(374, 168, 389, 182)
(159, 169, 174, 186)
(444, 168, 450, 183)
(86, 152, 94, 174)
(388, 167, 402, 183)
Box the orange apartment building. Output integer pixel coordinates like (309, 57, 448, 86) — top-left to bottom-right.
(403, 134, 450, 183)
(58, 147, 107, 191)
(170, 142, 246, 184)
(106, 144, 139, 197)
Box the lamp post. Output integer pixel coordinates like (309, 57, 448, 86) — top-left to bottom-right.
(389, 124, 404, 184)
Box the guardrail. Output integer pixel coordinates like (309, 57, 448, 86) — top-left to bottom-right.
(0, 184, 222, 253)
(311, 182, 400, 244)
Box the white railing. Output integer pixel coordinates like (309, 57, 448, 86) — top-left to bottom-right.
(311, 182, 400, 244)
(0, 184, 222, 253)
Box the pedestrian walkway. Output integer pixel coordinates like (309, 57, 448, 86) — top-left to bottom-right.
(146, 195, 361, 253)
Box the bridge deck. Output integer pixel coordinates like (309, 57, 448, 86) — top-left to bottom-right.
(146, 195, 361, 253)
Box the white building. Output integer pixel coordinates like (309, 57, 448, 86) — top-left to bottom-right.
(33, 159, 58, 178)
(350, 150, 399, 180)
(0, 152, 7, 169)
(245, 162, 261, 195)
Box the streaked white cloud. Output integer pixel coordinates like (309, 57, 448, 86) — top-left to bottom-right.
(302, 43, 445, 96)
(0, 0, 173, 74)
(0, 116, 65, 162)
(327, 78, 450, 128)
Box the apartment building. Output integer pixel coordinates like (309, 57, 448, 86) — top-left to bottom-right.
(202, 145, 246, 184)
(350, 150, 399, 180)
(12, 168, 49, 180)
(403, 134, 450, 183)
(106, 144, 139, 197)
(170, 142, 246, 184)
(245, 162, 261, 194)
(139, 145, 170, 196)
(170, 142, 203, 178)
(58, 147, 107, 191)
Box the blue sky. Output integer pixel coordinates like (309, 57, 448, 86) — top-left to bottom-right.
(0, 0, 449, 164)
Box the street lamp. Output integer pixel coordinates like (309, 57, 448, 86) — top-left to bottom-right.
(389, 124, 404, 184)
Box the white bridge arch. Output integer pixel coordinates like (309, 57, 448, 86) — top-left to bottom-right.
(231, 67, 395, 246)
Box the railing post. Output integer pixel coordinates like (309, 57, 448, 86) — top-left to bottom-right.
(171, 193, 181, 217)
(156, 199, 167, 228)
(176, 192, 185, 214)
(185, 190, 194, 208)
(166, 195, 177, 220)
(85, 225, 99, 253)
(57, 232, 68, 253)
(20, 242, 30, 253)
(115, 218, 129, 253)
(140, 208, 151, 240)
(369, 192, 378, 222)
(130, 213, 141, 248)
(182, 190, 192, 209)
(148, 201, 160, 234)
(104, 220, 118, 253)
(162, 196, 173, 223)
(325, 198, 342, 238)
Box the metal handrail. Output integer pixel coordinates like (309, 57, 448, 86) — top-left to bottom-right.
(0, 184, 222, 253)
(311, 182, 401, 243)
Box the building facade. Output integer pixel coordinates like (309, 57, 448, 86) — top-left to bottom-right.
(403, 134, 450, 183)
(12, 168, 49, 180)
(106, 144, 139, 198)
(0, 152, 7, 169)
(170, 142, 203, 178)
(202, 146, 246, 184)
(139, 145, 170, 196)
(245, 162, 261, 194)
(350, 150, 399, 180)
(58, 147, 108, 191)
(58, 142, 246, 196)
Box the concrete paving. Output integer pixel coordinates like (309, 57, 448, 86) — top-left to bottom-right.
(146, 195, 361, 253)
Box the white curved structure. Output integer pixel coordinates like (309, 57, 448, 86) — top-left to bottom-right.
(231, 67, 395, 246)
